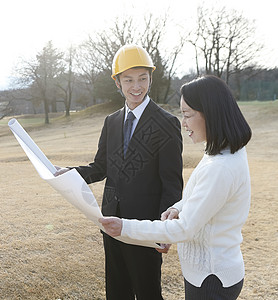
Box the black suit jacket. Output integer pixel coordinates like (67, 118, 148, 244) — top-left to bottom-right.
(75, 99, 183, 220)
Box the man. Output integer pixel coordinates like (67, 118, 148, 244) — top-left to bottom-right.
(56, 44, 183, 300)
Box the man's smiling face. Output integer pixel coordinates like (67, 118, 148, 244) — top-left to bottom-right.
(116, 67, 151, 109)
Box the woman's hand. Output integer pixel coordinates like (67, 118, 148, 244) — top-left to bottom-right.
(99, 217, 122, 237)
(161, 207, 179, 221)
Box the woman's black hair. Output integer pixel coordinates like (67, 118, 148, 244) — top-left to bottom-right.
(180, 75, 252, 155)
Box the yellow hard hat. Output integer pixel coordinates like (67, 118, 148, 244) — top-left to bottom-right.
(111, 44, 156, 80)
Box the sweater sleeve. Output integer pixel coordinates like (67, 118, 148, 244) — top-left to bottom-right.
(121, 162, 235, 244)
(172, 198, 184, 212)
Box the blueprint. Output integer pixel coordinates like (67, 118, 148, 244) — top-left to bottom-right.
(8, 118, 162, 249)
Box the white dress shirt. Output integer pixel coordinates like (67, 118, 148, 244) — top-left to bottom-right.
(124, 96, 150, 137)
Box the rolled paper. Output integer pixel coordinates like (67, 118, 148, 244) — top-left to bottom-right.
(8, 118, 56, 179)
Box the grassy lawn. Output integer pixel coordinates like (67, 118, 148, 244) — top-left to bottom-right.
(237, 99, 278, 106)
(0, 117, 44, 125)
(1, 100, 277, 128)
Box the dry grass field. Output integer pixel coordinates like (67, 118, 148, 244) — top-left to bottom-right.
(0, 100, 277, 299)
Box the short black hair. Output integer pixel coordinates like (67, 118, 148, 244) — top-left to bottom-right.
(180, 75, 252, 155)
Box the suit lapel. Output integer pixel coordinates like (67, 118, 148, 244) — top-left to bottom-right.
(132, 99, 157, 137)
(116, 107, 125, 158)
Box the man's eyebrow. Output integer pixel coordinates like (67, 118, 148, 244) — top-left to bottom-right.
(122, 72, 148, 79)
(138, 72, 148, 76)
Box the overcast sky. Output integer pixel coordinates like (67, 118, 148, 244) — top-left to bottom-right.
(1, 0, 277, 90)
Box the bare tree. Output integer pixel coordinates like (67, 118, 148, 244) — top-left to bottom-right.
(0, 94, 13, 120)
(75, 37, 105, 103)
(140, 13, 187, 103)
(15, 41, 65, 124)
(188, 5, 263, 84)
(57, 45, 76, 117)
(161, 41, 186, 103)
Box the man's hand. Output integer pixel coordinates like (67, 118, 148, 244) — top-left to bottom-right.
(156, 243, 171, 254)
(54, 165, 70, 177)
(99, 217, 122, 237)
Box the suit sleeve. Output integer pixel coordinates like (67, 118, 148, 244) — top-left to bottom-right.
(74, 117, 108, 184)
(158, 115, 183, 214)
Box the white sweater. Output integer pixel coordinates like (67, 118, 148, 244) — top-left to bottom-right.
(121, 147, 251, 287)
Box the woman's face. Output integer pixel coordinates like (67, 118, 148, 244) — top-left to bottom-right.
(180, 96, 206, 144)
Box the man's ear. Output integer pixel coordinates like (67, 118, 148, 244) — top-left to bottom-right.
(115, 77, 121, 89)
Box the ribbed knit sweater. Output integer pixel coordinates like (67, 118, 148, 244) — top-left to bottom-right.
(121, 147, 251, 287)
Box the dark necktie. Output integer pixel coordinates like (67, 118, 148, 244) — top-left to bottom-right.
(123, 111, 135, 156)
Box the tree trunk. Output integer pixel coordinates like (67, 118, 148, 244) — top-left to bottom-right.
(43, 97, 49, 124)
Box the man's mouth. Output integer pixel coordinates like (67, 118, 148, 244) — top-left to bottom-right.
(187, 130, 193, 137)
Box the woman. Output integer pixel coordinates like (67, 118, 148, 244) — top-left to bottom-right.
(99, 75, 252, 300)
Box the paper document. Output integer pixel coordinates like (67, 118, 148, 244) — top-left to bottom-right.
(8, 118, 162, 249)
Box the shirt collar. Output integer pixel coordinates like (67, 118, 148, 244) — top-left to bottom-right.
(125, 95, 150, 121)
